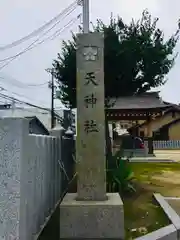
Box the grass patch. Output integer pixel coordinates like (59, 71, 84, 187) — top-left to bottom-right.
(38, 163, 180, 239)
(123, 162, 180, 239)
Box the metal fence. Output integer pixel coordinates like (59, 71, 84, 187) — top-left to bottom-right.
(144, 140, 180, 150)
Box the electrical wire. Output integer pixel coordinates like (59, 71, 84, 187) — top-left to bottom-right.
(0, 3, 79, 111)
(6, 107, 49, 115)
(0, 6, 78, 63)
(0, 15, 80, 71)
(0, 75, 49, 88)
(0, 76, 28, 88)
(0, 99, 8, 104)
(0, 92, 49, 111)
(0, 0, 78, 51)
(0, 87, 48, 108)
(26, 82, 49, 87)
(48, 15, 81, 41)
(10, 90, 48, 106)
(0, 92, 64, 122)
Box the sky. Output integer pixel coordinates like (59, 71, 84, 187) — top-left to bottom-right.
(0, 0, 180, 110)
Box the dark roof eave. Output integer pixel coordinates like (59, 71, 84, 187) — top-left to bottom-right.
(25, 116, 49, 134)
(107, 105, 170, 111)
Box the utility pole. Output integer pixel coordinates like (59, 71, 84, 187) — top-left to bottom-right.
(46, 68, 55, 129)
(51, 69, 55, 129)
(83, 0, 89, 33)
(78, 0, 89, 33)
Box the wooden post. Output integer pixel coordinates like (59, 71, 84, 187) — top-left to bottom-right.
(147, 116, 154, 155)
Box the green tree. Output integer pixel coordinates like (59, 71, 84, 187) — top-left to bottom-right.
(52, 10, 180, 168)
(52, 10, 179, 108)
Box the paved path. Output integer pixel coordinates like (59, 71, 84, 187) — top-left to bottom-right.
(127, 150, 180, 162)
(166, 199, 180, 216)
(154, 150, 180, 162)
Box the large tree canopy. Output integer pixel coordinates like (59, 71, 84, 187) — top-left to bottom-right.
(52, 10, 180, 108)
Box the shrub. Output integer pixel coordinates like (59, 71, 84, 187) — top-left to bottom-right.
(107, 149, 136, 194)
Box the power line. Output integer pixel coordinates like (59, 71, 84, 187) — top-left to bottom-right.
(47, 15, 81, 41)
(9, 90, 48, 106)
(0, 15, 80, 71)
(0, 92, 64, 122)
(0, 74, 48, 88)
(0, 6, 78, 63)
(0, 86, 48, 107)
(0, 92, 49, 111)
(0, 0, 78, 51)
(0, 99, 8, 104)
(0, 76, 28, 88)
(2, 106, 48, 115)
(26, 82, 49, 87)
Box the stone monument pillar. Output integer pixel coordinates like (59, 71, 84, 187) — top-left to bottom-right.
(76, 32, 106, 201)
(60, 32, 124, 239)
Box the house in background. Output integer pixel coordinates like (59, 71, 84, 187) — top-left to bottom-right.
(107, 91, 170, 136)
(0, 104, 11, 110)
(0, 105, 64, 130)
(0, 114, 49, 135)
(25, 116, 49, 135)
(128, 105, 180, 139)
(154, 118, 180, 140)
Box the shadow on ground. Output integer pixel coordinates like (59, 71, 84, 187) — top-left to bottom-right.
(38, 206, 60, 240)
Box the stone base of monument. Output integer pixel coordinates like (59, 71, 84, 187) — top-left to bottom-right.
(60, 193, 124, 239)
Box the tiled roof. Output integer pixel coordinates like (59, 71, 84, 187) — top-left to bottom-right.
(109, 92, 170, 110)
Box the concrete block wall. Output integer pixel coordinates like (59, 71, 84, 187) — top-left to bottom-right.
(144, 140, 180, 150)
(0, 117, 65, 240)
